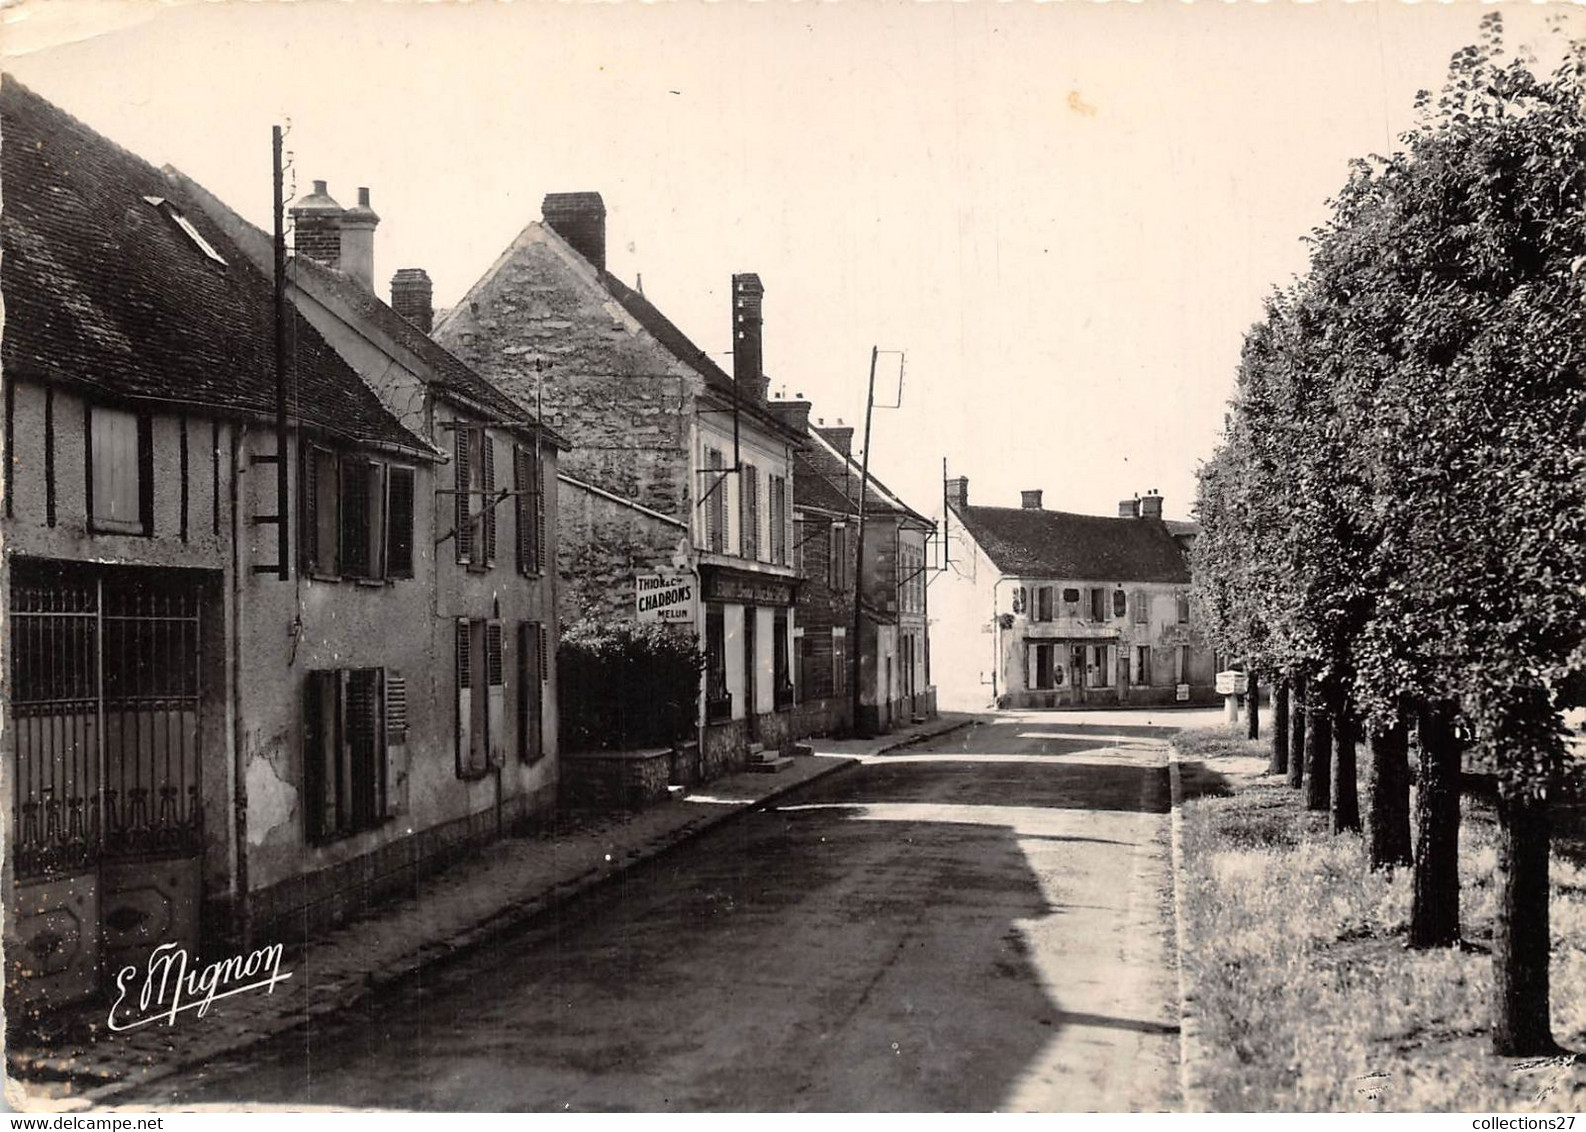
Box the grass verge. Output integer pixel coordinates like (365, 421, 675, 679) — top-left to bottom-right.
(1174, 725, 1586, 1112)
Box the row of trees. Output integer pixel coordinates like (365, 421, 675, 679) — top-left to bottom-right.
(1192, 15, 1586, 1057)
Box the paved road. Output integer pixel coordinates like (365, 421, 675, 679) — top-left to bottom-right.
(140, 709, 1205, 1112)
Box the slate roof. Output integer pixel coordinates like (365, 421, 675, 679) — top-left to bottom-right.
(0, 76, 428, 455)
(953, 504, 1191, 584)
(794, 427, 931, 527)
(596, 270, 804, 443)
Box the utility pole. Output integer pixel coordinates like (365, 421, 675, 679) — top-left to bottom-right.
(271, 125, 290, 580)
(850, 346, 879, 738)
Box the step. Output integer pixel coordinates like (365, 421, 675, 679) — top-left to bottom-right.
(747, 755, 794, 774)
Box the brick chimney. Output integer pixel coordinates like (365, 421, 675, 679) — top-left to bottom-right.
(1118, 497, 1140, 518)
(818, 423, 854, 460)
(542, 192, 606, 271)
(390, 268, 434, 334)
(290, 180, 344, 267)
(1140, 490, 1164, 520)
(946, 476, 969, 510)
(1021, 490, 1043, 510)
(768, 395, 812, 435)
(339, 187, 379, 291)
(732, 273, 767, 404)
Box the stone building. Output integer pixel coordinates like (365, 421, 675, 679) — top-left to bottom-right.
(436, 194, 804, 775)
(768, 399, 937, 737)
(0, 78, 561, 1013)
(933, 479, 1218, 710)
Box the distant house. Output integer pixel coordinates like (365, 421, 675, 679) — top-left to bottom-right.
(768, 398, 936, 737)
(435, 193, 805, 775)
(934, 480, 1217, 710)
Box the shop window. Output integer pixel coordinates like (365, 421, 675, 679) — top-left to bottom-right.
(773, 610, 792, 709)
(705, 603, 731, 721)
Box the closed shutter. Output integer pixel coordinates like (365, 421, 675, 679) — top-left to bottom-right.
(384, 669, 408, 816)
(482, 433, 497, 566)
(741, 464, 759, 560)
(387, 467, 415, 578)
(300, 441, 318, 574)
(518, 621, 544, 763)
(515, 446, 543, 576)
(345, 668, 384, 827)
(137, 413, 154, 534)
(303, 670, 340, 842)
(487, 620, 505, 766)
(1027, 644, 1037, 690)
(341, 458, 371, 578)
(455, 428, 472, 563)
(535, 455, 546, 573)
(455, 618, 473, 775)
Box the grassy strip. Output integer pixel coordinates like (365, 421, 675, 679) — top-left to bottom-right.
(1173, 725, 1586, 1112)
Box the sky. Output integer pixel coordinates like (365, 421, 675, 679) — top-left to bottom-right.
(5, 0, 1580, 524)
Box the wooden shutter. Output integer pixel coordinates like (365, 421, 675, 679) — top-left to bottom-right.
(345, 668, 384, 828)
(487, 620, 505, 767)
(455, 428, 472, 563)
(515, 446, 542, 576)
(384, 669, 408, 816)
(137, 413, 154, 535)
(741, 464, 758, 561)
(300, 441, 318, 574)
(481, 433, 497, 567)
(535, 455, 546, 573)
(303, 670, 340, 842)
(386, 466, 415, 578)
(340, 458, 371, 578)
(455, 618, 473, 776)
(518, 621, 544, 763)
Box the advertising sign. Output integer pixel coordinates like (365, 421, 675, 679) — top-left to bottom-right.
(636, 574, 695, 623)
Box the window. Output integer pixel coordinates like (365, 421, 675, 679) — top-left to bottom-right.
(303, 668, 393, 842)
(1062, 587, 1081, 605)
(830, 523, 850, 592)
(1092, 645, 1111, 687)
(301, 444, 414, 581)
(1178, 645, 1192, 684)
(1089, 588, 1107, 622)
(455, 618, 504, 779)
(1036, 586, 1054, 623)
(454, 426, 496, 569)
(518, 621, 546, 763)
(741, 463, 760, 561)
(769, 475, 788, 566)
(773, 610, 792, 709)
(795, 629, 811, 698)
(705, 448, 727, 553)
(705, 603, 730, 721)
(1113, 590, 1127, 619)
(143, 196, 228, 265)
(832, 627, 849, 694)
(1011, 586, 1027, 615)
(1177, 592, 1191, 624)
(87, 406, 152, 535)
(514, 445, 545, 576)
(1133, 590, 1149, 624)
(1135, 646, 1152, 686)
(1030, 643, 1057, 690)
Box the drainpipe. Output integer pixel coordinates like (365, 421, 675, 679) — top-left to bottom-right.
(230, 424, 251, 950)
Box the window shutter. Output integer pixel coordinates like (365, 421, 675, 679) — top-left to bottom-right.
(455, 428, 472, 563)
(1027, 645, 1037, 690)
(741, 464, 759, 561)
(514, 446, 529, 575)
(535, 456, 546, 574)
(341, 459, 371, 578)
(455, 618, 473, 776)
(481, 433, 497, 566)
(384, 669, 408, 816)
(137, 413, 154, 535)
(300, 442, 318, 574)
(387, 466, 414, 578)
(303, 671, 327, 841)
(487, 621, 505, 767)
(518, 622, 544, 763)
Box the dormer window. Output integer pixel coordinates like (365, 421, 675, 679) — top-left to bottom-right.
(142, 196, 227, 266)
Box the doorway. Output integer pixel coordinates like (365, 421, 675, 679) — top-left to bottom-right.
(743, 606, 758, 741)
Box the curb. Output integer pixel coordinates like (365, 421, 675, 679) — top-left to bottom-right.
(1166, 747, 1207, 1114)
(65, 745, 889, 1107)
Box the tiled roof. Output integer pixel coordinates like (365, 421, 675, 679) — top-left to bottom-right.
(290, 254, 566, 448)
(797, 427, 930, 526)
(598, 270, 803, 443)
(792, 448, 859, 516)
(953, 504, 1191, 584)
(0, 76, 428, 455)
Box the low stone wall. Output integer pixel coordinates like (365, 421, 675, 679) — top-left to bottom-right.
(248, 781, 556, 950)
(755, 707, 794, 755)
(701, 718, 746, 780)
(792, 695, 850, 739)
(560, 748, 674, 811)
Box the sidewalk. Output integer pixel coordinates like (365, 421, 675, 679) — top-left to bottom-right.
(6, 713, 976, 1110)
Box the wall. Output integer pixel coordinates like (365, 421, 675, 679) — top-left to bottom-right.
(557, 476, 689, 627)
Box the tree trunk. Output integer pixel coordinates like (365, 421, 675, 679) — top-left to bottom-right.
(1365, 717, 1413, 870)
(1303, 690, 1332, 813)
(1492, 787, 1555, 1056)
(1287, 673, 1306, 790)
(1246, 670, 1261, 740)
(1269, 679, 1290, 777)
(1410, 702, 1462, 949)
(1331, 710, 1361, 834)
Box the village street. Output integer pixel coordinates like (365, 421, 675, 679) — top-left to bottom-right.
(131, 710, 1214, 1112)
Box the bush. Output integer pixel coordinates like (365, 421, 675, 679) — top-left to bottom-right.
(557, 619, 704, 752)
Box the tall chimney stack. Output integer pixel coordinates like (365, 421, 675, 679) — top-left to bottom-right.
(391, 268, 434, 334)
(945, 476, 969, 511)
(339, 187, 380, 292)
(542, 192, 606, 271)
(732, 273, 767, 404)
(289, 179, 344, 267)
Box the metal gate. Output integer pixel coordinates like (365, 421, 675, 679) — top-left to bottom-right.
(9, 561, 204, 1010)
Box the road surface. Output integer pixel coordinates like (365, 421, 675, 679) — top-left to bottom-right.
(138, 709, 1209, 1111)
